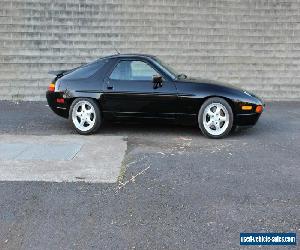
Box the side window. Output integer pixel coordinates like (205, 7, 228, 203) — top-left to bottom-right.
(109, 60, 158, 81)
(109, 61, 130, 80)
(131, 61, 157, 80)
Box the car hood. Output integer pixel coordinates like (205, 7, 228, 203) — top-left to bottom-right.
(179, 77, 244, 91)
(178, 77, 263, 104)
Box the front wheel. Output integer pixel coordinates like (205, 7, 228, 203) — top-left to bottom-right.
(198, 97, 233, 139)
(69, 98, 101, 135)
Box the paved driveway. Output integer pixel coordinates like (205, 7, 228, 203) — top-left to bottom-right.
(0, 101, 299, 249)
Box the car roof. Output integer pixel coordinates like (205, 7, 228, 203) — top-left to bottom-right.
(99, 53, 157, 60)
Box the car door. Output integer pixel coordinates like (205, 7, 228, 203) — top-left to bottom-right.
(102, 58, 178, 119)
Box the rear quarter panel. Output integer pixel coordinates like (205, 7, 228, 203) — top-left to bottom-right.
(56, 59, 115, 102)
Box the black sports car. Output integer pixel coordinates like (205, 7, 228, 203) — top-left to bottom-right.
(46, 54, 264, 138)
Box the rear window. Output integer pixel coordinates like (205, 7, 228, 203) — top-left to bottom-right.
(63, 60, 106, 80)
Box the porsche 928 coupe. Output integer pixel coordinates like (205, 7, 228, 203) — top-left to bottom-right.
(46, 54, 264, 139)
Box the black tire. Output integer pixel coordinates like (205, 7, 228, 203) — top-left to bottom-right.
(69, 98, 101, 135)
(198, 97, 233, 139)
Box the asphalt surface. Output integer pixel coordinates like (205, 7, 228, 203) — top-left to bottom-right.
(0, 101, 299, 249)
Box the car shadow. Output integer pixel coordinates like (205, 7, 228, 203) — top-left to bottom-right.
(98, 121, 201, 137)
(97, 118, 271, 140)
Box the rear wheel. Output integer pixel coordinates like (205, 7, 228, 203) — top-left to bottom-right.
(69, 98, 101, 135)
(198, 97, 233, 139)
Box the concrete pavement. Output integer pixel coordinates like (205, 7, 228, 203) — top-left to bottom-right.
(0, 135, 127, 183)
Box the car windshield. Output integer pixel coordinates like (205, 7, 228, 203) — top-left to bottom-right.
(154, 57, 182, 79)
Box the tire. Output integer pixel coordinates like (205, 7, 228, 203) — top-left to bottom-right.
(198, 97, 233, 139)
(69, 98, 101, 135)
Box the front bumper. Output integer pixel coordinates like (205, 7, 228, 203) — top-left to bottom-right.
(235, 112, 262, 126)
(235, 94, 265, 126)
(46, 91, 69, 118)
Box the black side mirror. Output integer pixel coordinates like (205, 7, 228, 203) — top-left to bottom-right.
(153, 75, 163, 89)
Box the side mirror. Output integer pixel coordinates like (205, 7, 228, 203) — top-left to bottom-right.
(153, 75, 163, 89)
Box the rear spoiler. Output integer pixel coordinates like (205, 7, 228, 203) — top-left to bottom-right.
(48, 64, 83, 78)
(48, 69, 70, 77)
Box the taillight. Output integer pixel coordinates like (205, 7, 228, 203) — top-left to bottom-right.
(48, 83, 55, 92)
(56, 98, 64, 104)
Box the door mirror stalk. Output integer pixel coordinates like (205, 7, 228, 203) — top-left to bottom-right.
(153, 75, 163, 89)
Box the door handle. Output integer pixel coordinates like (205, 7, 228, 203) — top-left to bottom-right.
(105, 78, 113, 90)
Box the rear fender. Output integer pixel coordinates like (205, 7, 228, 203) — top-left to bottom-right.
(64, 91, 103, 112)
(65, 90, 102, 100)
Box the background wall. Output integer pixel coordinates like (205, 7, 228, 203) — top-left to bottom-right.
(1, 0, 300, 100)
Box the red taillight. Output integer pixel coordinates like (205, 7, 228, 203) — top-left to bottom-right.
(48, 83, 55, 92)
(56, 98, 64, 104)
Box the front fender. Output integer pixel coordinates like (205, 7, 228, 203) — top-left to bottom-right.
(176, 81, 262, 115)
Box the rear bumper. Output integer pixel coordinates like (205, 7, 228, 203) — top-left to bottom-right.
(46, 91, 69, 118)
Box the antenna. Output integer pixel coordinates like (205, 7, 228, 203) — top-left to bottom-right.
(114, 47, 120, 55)
(112, 40, 120, 55)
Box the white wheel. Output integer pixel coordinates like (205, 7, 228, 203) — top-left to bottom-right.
(69, 98, 101, 135)
(198, 97, 233, 139)
(203, 103, 229, 136)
